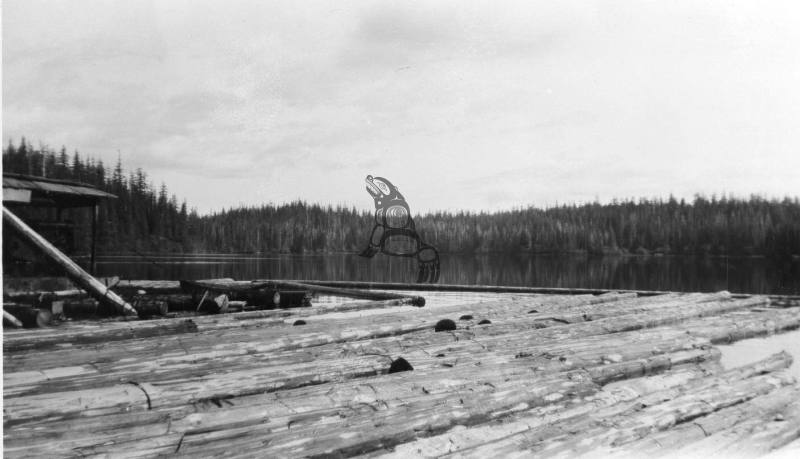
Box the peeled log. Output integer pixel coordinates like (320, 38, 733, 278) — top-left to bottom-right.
(683, 308, 800, 343)
(1, 320, 714, 401)
(2, 206, 137, 316)
(2, 318, 198, 352)
(2, 294, 781, 380)
(77, 348, 718, 458)
(3, 383, 151, 426)
(381, 362, 724, 458)
(608, 385, 800, 457)
(454, 352, 794, 459)
(639, 392, 800, 459)
(4, 295, 796, 459)
(476, 369, 794, 458)
(168, 370, 600, 458)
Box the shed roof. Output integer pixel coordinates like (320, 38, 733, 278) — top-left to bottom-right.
(3, 173, 116, 207)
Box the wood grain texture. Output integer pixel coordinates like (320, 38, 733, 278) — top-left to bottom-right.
(3, 288, 798, 459)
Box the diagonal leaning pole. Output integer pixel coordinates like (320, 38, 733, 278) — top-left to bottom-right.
(3, 206, 138, 317)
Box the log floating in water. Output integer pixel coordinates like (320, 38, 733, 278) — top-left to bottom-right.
(607, 385, 800, 457)
(673, 396, 800, 459)
(2, 289, 798, 458)
(378, 352, 789, 459)
(2, 206, 137, 317)
(451, 352, 795, 459)
(0, 321, 747, 456)
(0, 293, 778, 378)
(2, 318, 199, 352)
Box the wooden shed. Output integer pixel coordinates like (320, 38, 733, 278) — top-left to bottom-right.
(3, 173, 116, 274)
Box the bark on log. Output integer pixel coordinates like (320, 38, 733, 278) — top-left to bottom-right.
(133, 369, 600, 458)
(2, 318, 198, 352)
(3, 206, 137, 316)
(1, 321, 715, 401)
(177, 351, 790, 459)
(377, 352, 794, 459)
(1, 294, 781, 377)
(0, 351, 719, 458)
(3, 310, 795, 459)
(380, 365, 716, 459)
(462, 368, 794, 458)
(3, 354, 392, 424)
(605, 385, 800, 457)
(5, 345, 722, 456)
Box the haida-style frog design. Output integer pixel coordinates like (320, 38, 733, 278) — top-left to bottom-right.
(359, 175, 440, 283)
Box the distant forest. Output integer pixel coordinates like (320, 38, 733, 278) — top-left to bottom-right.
(4, 138, 800, 259)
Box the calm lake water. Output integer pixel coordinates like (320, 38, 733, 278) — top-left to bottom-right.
(95, 253, 800, 295)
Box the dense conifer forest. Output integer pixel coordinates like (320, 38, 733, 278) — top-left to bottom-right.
(3, 139, 799, 258)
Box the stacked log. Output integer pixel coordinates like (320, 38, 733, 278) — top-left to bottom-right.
(379, 352, 793, 458)
(2, 318, 199, 351)
(603, 385, 800, 457)
(4, 295, 792, 389)
(3, 290, 799, 459)
(0, 292, 687, 373)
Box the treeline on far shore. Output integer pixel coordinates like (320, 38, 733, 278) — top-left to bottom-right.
(3, 138, 799, 260)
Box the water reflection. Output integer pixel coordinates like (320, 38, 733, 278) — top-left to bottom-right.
(94, 253, 800, 295)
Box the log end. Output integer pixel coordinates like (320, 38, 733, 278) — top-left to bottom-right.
(434, 319, 457, 332)
(388, 357, 414, 373)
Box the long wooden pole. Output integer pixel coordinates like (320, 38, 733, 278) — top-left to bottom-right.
(3, 206, 137, 316)
(3, 308, 24, 327)
(293, 279, 673, 296)
(272, 280, 426, 306)
(90, 204, 98, 275)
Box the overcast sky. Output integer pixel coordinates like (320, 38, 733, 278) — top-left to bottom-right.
(3, 0, 799, 214)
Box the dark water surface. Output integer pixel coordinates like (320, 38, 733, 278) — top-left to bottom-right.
(95, 253, 799, 295)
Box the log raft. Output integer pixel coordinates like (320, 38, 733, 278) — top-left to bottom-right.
(3, 284, 800, 458)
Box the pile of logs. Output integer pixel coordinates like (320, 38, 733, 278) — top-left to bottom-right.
(3, 288, 800, 458)
(4, 277, 430, 325)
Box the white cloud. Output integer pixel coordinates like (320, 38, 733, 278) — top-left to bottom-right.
(3, 0, 799, 213)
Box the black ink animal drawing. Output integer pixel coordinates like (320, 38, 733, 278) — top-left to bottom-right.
(359, 175, 440, 283)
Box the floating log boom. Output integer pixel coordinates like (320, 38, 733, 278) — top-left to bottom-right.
(2, 286, 799, 458)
